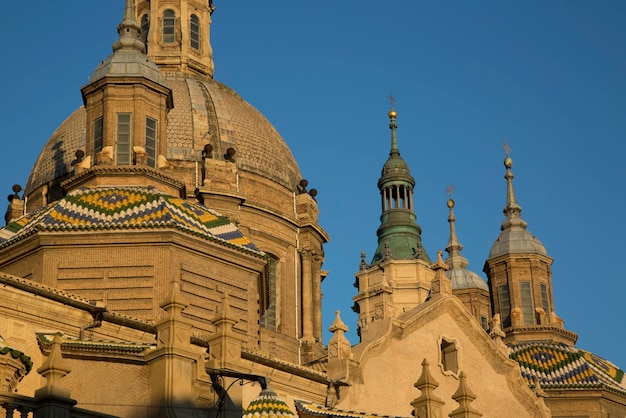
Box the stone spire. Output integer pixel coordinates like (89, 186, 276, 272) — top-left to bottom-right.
(445, 196, 468, 270)
(449, 372, 483, 418)
(327, 311, 352, 361)
(484, 147, 577, 345)
(87, 0, 164, 85)
(487, 148, 548, 259)
(430, 250, 451, 300)
(371, 109, 430, 264)
(112, 0, 145, 53)
(411, 359, 444, 418)
(500, 152, 528, 232)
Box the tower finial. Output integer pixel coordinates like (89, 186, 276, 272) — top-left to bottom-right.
(112, 0, 145, 53)
(500, 142, 527, 231)
(445, 188, 469, 269)
(388, 96, 399, 156)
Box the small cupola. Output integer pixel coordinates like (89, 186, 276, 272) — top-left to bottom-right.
(371, 108, 429, 264)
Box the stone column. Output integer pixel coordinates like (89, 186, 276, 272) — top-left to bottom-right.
(300, 247, 314, 342)
(312, 253, 323, 342)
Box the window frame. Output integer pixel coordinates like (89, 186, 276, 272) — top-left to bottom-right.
(145, 117, 157, 168)
(498, 283, 511, 328)
(190, 14, 200, 50)
(93, 117, 103, 159)
(141, 14, 150, 47)
(116, 113, 132, 165)
(520, 281, 535, 325)
(162, 9, 176, 43)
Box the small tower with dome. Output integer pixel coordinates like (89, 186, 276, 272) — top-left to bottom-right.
(444, 194, 491, 330)
(352, 108, 434, 338)
(483, 149, 576, 344)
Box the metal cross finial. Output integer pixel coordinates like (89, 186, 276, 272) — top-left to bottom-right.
(503, 138, 511, 157)
(445, 184, 455, 198)
(388, 94, 396, 110)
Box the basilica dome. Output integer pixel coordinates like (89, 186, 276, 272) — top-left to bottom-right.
(24, 75, 301, 203)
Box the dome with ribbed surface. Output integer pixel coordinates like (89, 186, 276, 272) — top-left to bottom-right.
(24, 76, 301, 200)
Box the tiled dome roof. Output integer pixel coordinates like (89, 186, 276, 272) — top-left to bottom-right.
(243, 387, 295, 418)
(0, 186, 263, 256)
(509, 341, 626, 394)
(25, 76, 301, 198)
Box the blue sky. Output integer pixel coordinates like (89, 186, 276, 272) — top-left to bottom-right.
(0, 1, 624, 369)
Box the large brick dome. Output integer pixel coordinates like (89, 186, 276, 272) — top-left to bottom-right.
(25, 75, 301, 203)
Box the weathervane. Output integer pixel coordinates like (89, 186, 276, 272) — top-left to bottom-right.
(445, 184, 455, 198)
(503, 138, 511, 157)
(387, 94, 396, 110)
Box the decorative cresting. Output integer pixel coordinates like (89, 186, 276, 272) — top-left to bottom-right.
(0, 186, 262, 256)
(371, 109, 430, 264)
(242, 386, 296, 418)
(509, 342, 626, 394)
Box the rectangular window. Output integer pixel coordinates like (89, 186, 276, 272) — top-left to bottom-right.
(480, 316, 489, 332)
(540, 283, 550, 312)
(190, 15, 200, 50)
(520, 281, 535, 325)
(116, 113, 132, 165)
(498, 284, 511, 328)
(93, 117, 103, 157)
(145, 117, 157, 168)
(163, 10, 176, 43)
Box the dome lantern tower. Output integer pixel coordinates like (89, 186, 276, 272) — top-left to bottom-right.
(137, 0, 215, 78)
(371, 109, 429, 264)
(352, 108, 434, 339)
(73, 0, 176, 196)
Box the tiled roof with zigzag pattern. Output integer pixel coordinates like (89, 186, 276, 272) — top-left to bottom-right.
(509, 341, 626, 394)
(0, 186, 263, 257)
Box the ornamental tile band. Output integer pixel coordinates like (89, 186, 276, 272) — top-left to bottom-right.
(509, 342, 625, 394)
(0, 186, 263, 256)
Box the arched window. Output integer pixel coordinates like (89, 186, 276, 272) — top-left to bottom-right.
(190, 15, 200, 50)
(162, 10, 176, 43)
(141, 14, 150, 48)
